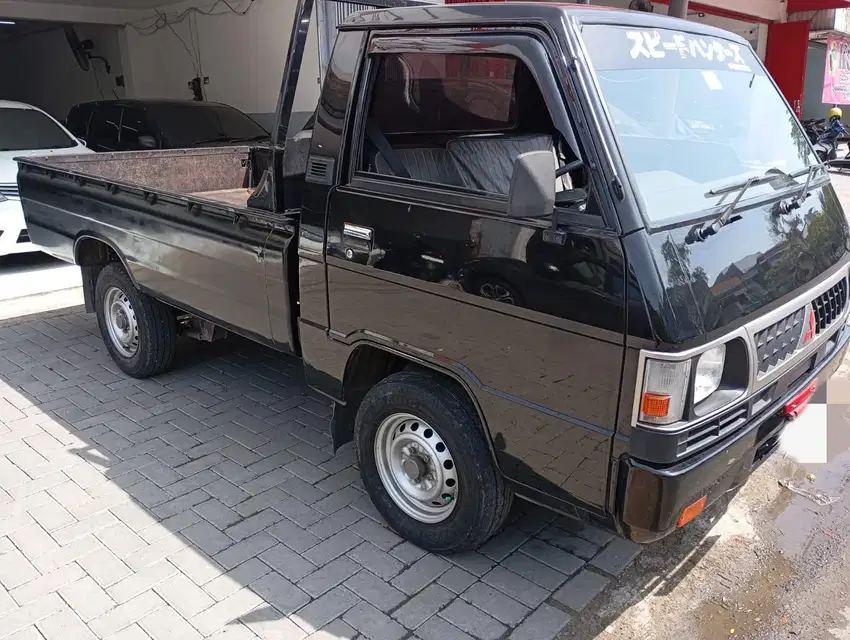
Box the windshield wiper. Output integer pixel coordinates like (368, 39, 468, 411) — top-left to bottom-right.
(775, 164, 821, 215)
(687, 166, 820, 243)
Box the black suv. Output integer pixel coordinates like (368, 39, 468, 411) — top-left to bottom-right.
(65, 99, 270, 152)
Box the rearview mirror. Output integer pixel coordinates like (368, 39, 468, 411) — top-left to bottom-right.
(507, 150, 556, 219)
(138, 135, 157, 150)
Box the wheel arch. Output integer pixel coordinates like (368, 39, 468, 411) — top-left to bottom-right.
(331, 341, 501, 471)
(73, 234, 138, 312)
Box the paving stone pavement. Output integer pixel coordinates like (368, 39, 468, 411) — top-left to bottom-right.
(0, 309, 641, 640)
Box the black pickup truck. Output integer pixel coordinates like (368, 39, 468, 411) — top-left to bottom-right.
(16, 1, 850, 552)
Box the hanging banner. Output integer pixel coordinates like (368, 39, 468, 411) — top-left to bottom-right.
(823, 35, 850, 104)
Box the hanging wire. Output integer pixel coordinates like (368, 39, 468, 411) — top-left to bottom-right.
(127, 0, 255, 37)
(128, 0, 253, 99)
(190, 11, 206, 100)
(91, 66, 105, 100)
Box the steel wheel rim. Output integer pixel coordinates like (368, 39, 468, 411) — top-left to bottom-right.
(374, 413, 458, 523)
(103, 286, 139, 358)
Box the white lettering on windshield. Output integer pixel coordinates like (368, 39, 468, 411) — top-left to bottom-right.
(626, 30, 752, 72)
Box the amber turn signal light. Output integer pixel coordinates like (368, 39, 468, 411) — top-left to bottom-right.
(640, 393, 670, 418)
(677, 495, 707, 528)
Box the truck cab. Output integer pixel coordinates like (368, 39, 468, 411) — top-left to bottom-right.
(297, 3, 850, 545)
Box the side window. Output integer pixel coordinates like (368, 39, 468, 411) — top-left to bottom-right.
(88, 106, 121, 151)
(119, 109, 154, 149)
(357, 48, 584, 198)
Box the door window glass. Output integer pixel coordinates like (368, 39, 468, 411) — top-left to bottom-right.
(119, 109, 153, 148)
(357, 49, 583, 198)
(88, 106, 121, 150)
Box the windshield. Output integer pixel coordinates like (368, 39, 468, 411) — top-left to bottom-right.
(581, 25, 817, 223)
(0, 108, 77, 151)
(150, 104, 269, 148)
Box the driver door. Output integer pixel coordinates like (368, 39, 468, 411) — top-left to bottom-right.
(323, 30, 625, 512)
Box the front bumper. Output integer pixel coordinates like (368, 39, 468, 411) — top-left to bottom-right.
(618, 322, 850, 543)
(0, 198, 36, 256)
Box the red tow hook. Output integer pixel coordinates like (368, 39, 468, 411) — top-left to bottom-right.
(784, 380, 818, 420)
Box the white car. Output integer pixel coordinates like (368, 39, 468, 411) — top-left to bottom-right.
(1, 100, 94, 257)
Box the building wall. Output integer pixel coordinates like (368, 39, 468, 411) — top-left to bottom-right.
(0, 24, 125, 121)
(121, 0, 322, 133)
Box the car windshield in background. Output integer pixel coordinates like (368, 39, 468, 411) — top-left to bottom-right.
(151, 104, 269, 148)
(581, 25, 818, 223)
(0, 108, 77, 151)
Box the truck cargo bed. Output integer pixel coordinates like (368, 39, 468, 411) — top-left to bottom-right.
(24, 147, 259, 209)
(15, 146, 298, 354)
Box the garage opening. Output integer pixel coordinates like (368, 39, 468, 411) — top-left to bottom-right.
(0, 19, 125, 128)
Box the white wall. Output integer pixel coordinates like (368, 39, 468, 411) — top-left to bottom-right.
(0, 23, 125, 120)
(122, 0, 321, 130)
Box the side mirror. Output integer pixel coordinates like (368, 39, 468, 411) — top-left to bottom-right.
(77, 138, 87, 147)
(138, 135, 157, 150)
(507, 150, 556, 219)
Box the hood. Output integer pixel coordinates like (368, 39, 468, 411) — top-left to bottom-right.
(647, 180, 850, 344)
(1, 144, 93, 184)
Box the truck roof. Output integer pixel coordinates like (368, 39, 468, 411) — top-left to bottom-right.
(342, 1, 748, 44)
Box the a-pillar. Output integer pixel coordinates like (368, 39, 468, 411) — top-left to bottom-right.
(668, 0, 689, 18)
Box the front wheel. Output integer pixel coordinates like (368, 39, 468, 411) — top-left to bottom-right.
(95, 263, 177, 378)
(355, 371, 513, 553)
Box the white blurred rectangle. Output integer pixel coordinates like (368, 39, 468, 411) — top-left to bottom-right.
(779, 404, 828, 464)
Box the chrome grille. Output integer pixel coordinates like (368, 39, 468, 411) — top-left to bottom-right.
(754, 308, 806, 375)
(813, 278, 848, 334)
(0, 183, 19, 200)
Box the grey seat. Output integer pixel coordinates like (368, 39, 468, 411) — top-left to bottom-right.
(374, 148, 466, 187)
(447, 134, 555, 195)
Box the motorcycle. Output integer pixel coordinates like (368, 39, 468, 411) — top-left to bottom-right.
(802, 118, 827, 145)
(813, 129, 842, 162)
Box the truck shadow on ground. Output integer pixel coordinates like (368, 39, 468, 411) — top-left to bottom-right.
(0, 305, 733, 639)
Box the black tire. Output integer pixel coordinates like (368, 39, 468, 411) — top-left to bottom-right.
(355, 370, 513, 553)
(95, 262, 177, 378)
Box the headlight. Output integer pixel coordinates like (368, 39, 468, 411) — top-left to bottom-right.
(0, 194, 7, 203)
(693, 345, 726, 404)
(639, 359, 691, 425)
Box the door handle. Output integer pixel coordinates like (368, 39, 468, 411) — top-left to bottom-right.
(343, 223, 373, 242)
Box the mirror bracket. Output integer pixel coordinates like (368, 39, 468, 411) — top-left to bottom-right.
(138, 135, 158, 150)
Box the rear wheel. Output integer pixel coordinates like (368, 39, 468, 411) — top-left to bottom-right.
(355, 370, 512, 552)
(95, 263, 177, 378)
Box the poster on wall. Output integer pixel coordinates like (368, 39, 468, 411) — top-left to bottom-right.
(823, 35, 850, 104)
